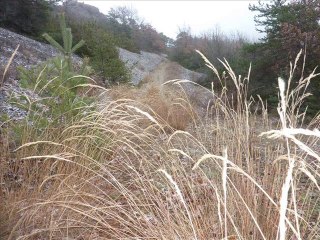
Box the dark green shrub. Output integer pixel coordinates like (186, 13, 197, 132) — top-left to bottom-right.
(72, 22, 130, 86)
(0, 0, 55, 37)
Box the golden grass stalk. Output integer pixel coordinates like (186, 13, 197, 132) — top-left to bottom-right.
(158, 169, 198, 240)
(1, 44, 19, 88)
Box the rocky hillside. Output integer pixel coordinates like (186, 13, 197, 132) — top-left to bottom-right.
(0, 27, 208, 121)
(0, 28, 75, 81)
(118, 48, 206, 86)
(0, 27, 79, 121)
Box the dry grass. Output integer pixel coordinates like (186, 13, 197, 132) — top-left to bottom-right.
(108, 82, 196, 131)
(1, 52, 319, 239)
(1, 44, 19, 88)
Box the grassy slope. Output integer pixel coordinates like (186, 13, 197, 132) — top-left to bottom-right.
(1, 53, 320, 239)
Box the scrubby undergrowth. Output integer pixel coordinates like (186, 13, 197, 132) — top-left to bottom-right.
(0, 52, 320, 240)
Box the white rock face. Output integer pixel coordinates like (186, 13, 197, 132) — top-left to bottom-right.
(118, 48, 166, 85)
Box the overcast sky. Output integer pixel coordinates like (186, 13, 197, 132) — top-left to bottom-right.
(81, 1, 265, 41)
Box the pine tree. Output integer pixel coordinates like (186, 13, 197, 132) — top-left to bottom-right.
(42, 13, 85, 71)
(249, 0, 320, 70)
(247, 0, 320, 113)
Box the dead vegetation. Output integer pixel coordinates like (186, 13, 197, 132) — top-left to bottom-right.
(0, 52, 320, 240)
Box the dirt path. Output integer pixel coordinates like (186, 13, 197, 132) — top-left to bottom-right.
(140, 60, 205, 87)
(137, 60, 214, 113)
(139, 61, 177, 86)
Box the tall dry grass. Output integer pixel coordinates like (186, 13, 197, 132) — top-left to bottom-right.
(0, 51, 319, 239)
(108, 83, 197, 131)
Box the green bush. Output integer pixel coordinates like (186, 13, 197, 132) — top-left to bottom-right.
(72, 22, 130, 86)
(87, 29, 130, 85)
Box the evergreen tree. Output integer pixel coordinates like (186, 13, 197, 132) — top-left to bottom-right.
(247, 0, 320, 112)
(249, 0, 320, 70)
(245, 0, 320, 93)
(42, 13, 85, 71)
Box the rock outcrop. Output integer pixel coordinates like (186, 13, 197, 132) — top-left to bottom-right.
(60, 0, 108, 26)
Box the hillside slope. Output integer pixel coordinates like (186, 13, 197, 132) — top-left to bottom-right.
(0, 27, 84, 120)
(138, 61, 212, 109)
(118, 47, 206, 86)
(0, 27, 210, 121)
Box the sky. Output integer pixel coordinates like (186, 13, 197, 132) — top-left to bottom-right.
(81, 1, 265, 41)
